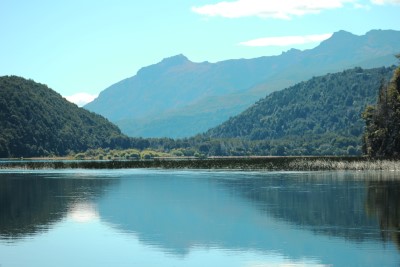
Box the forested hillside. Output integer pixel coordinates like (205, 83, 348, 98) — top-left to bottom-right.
(0, 76, 130, 157)
(204, 66, 395, 155)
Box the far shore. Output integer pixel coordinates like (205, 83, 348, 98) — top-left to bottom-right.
(1, 156, 400, 171)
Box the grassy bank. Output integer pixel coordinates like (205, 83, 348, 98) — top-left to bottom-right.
(1, 157, 400, 171)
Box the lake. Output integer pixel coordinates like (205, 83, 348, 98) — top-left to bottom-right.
(0, 169, 399, 267)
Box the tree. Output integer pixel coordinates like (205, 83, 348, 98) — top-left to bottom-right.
(363, 61, 400, 157)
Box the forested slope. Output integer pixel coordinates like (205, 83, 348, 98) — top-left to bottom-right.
(204, 66, 395, 155)
(0, 76, 130, 157)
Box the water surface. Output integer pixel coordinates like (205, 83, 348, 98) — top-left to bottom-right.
(0, 169, 399, 266)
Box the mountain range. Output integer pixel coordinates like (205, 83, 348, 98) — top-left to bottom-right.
(85, 29, 400, 138)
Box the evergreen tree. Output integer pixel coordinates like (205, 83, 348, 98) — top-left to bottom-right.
(363, 56, 400, 157)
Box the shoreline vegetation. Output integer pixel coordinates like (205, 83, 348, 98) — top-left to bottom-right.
(2, 156, 400, 171)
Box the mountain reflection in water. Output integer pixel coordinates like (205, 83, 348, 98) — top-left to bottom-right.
(96, 171, 398, 254)
(0, 170, 399, 266)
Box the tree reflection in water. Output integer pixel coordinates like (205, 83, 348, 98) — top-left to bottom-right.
(366, 179, 400, 250)
(0, 172, 115, 240)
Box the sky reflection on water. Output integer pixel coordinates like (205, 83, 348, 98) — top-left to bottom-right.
(0, 169, 399, 267)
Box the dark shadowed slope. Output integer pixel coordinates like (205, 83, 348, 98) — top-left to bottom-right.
(0, 76, 128, 157)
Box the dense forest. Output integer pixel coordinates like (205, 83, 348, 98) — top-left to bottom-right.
(200, 66, 395, 156)
(0, 76, 131, 157)
(363, 59, 400, 157)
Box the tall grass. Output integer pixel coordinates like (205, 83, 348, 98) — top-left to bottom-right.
(288, 158, 400, 171)
(1, 157, 400, 171)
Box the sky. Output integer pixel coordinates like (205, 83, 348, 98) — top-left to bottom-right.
(1, 0, 399, 106)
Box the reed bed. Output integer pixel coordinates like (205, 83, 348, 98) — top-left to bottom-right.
(1, 157, 400, 171)
(288, 158, 400, 171)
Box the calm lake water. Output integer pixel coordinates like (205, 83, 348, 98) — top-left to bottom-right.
(0, 169, 399, 267)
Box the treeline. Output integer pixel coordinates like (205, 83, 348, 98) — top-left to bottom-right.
(127, 135, 360, 157)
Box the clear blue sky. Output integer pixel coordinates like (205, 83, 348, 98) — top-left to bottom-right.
(1, 0, 399, 105)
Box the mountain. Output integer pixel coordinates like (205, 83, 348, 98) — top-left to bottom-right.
(0, 76, 130, 157)
(202, 66, 395, 155)
(88, 53, 285, 120)
(85, 29, 400, 138)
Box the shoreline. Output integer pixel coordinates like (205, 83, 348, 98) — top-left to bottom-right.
(1, 156, 400, 171)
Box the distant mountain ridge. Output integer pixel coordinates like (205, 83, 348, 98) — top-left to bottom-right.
(86, 54, 271, 121)
(85, 29, 400, 138)
(0, 76, 129, 157)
